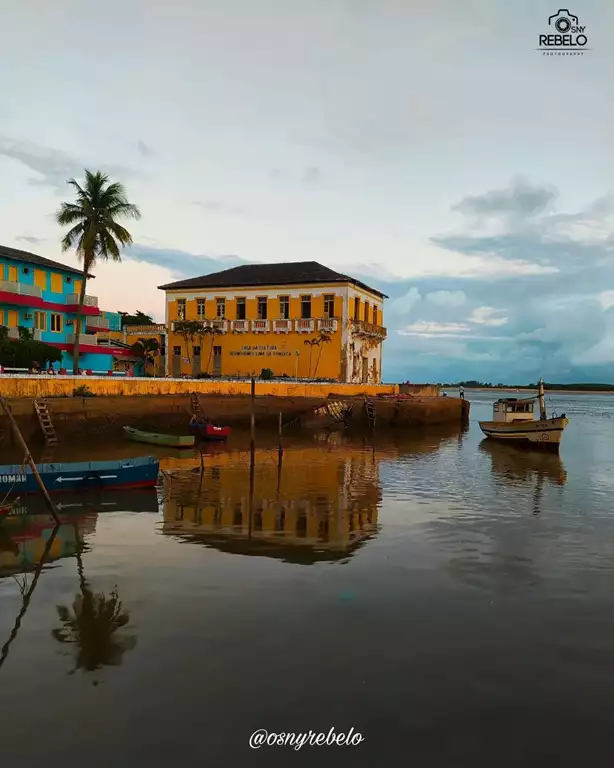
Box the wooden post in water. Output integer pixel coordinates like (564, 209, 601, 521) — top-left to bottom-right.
(248, 376, 256, 541)
(0, 396, 59, 523)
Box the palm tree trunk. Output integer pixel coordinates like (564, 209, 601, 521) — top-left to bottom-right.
(73, 271, 88, 374)
(313, 343, 324, 378)
(205, 335, 214, 373)
(308, 344, 313, 377)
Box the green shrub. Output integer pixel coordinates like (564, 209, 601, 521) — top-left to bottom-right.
(260, 368, 274, 380)
(72, 385, 95, 397)
(0, 338, 62, 369)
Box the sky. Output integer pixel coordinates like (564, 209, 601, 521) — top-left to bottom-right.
(1, 0, 613, 383)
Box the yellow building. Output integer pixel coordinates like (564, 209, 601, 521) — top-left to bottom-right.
(159, 261, 387, 382)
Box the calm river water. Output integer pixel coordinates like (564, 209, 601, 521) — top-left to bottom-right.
(1, 391, 614, 766)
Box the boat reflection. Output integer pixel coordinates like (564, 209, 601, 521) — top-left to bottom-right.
(0, 513, 97, 577)
(161, 444, 381, 564)
(479, 439, 567, 486)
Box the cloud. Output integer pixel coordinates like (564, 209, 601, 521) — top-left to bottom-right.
(136, 140, 152, 157)
(426, 290, 466, 307)
(17, 236, 46, 245)
(399, 321, 471, 336)
(452, 178, 558, 222)
(0, 136, 134, 192)
(191, 201, 248, 217)
(467, 306, 508, 327)
(301, 166, 321, 186)
(125, 244, 248, 279)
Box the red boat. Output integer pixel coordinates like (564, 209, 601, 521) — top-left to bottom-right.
(0, 503, 13, 518)
(189, 416, 231, 442)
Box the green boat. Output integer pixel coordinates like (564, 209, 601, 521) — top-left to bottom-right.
(123, 426, 195, 448)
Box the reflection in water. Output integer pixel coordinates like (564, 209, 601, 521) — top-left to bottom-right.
(0, 497, 143, 678)
(52, 523, 136, 676)
(0, 525, 60, 672)
(479, 439, 567, 516)
(161, 444, 382, 564)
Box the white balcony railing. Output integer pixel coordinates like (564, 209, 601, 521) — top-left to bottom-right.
(211, 319, 227, 333)
(230, 320, 249, 333)
(123, 324, 166, 334)
(295, 319, 315, 333)
(273, 319, 292, 333)
(66, 293, 99, 308)
(318, 318, 338, 333)
(0, 281, 42, 298)
(251, 320, 270, 333)
(85, 316, 110, 330)
(8, 328, 41, 341)
(66, 333, 98, 345)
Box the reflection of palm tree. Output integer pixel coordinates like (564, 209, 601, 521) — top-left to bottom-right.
(52, 526, 136, 673)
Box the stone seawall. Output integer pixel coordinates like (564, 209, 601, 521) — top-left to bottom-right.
(1, 391, 469, 444)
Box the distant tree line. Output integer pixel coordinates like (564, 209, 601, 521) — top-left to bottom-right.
(440, 380, 614, 392)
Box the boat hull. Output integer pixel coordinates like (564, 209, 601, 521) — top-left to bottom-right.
(478, 417, 568, 451)
(0, 457, 160, 496)
(123, 426, 195, 448)
(189, 418, 231, 442)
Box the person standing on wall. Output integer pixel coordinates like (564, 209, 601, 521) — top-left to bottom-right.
(459, 384, 464, 399)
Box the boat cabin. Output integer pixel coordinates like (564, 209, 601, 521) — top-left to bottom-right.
(492, 397, 536, 423)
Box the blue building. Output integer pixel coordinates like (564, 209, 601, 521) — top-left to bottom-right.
(0, 244, 136, 372)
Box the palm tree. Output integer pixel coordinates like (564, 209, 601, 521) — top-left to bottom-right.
(131, 337, 160, 376)
(203, 326, 223, 374)
(56, 170, 141, 374)
(304, 332, 332, 378)
(312, 332, 332, 378)
(52, 527, 136, 674)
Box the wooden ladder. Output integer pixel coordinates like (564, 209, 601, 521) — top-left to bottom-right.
(34, 399, 58, 444)
(191, 392, 201, 416)
(364, 397, 377, 429)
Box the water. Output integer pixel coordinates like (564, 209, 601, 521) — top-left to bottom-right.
(1, 391, 614, 766)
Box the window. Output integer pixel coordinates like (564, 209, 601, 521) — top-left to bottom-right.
(66, 277, 72, 283)
(33, 311, 47, 331)
(216, 298, 226, 318)
(364, 301, 370, 321)
(173, 345, 181, 355)
(301, 295, 312, 319)
(193, 345, 201, 357)
(323, 294, 335, 318)
(196, 299, 206, 319)
(50, 313, 62, 333)
(279, 296, 289, 319)
(22, 267, 30, 274)
(354, 296, 360, 319)
(213, 345, 222, 356)
(372, 305, 378, 325)
(257, 296, 268, 320)
(177, 299, 186, 320)
(236, 297, 246, 320)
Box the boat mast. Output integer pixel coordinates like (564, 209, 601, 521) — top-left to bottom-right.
(538, 378, 547, 420)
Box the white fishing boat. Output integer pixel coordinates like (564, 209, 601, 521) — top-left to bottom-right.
(479, 378, 568, 451)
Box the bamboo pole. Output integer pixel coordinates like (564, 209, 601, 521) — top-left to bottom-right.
(0, 396, 60, 523)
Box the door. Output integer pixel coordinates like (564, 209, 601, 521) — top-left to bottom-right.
(361, 357, 369, 383)
(8, 265, 18, 282)
(192, 345, 201, 377)
(213, 345, 222, 377)
(172, 346, 181, 377)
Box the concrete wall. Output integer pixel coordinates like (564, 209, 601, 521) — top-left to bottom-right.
(0, 374, 398, 399)
(399, 383, 441, 397)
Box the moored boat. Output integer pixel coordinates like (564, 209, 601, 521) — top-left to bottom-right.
(0, 456, 160, 496)
(123, 426, 195, 448)
(189, 416, 231, 441)
(479, 378, 568, 451)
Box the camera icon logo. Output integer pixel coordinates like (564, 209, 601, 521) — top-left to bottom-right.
(548, 9, 578, 34)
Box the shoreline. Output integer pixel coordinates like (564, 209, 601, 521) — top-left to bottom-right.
(445, 387, 614, 395)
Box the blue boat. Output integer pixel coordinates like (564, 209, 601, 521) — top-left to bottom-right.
(0, 456, 160, 496)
